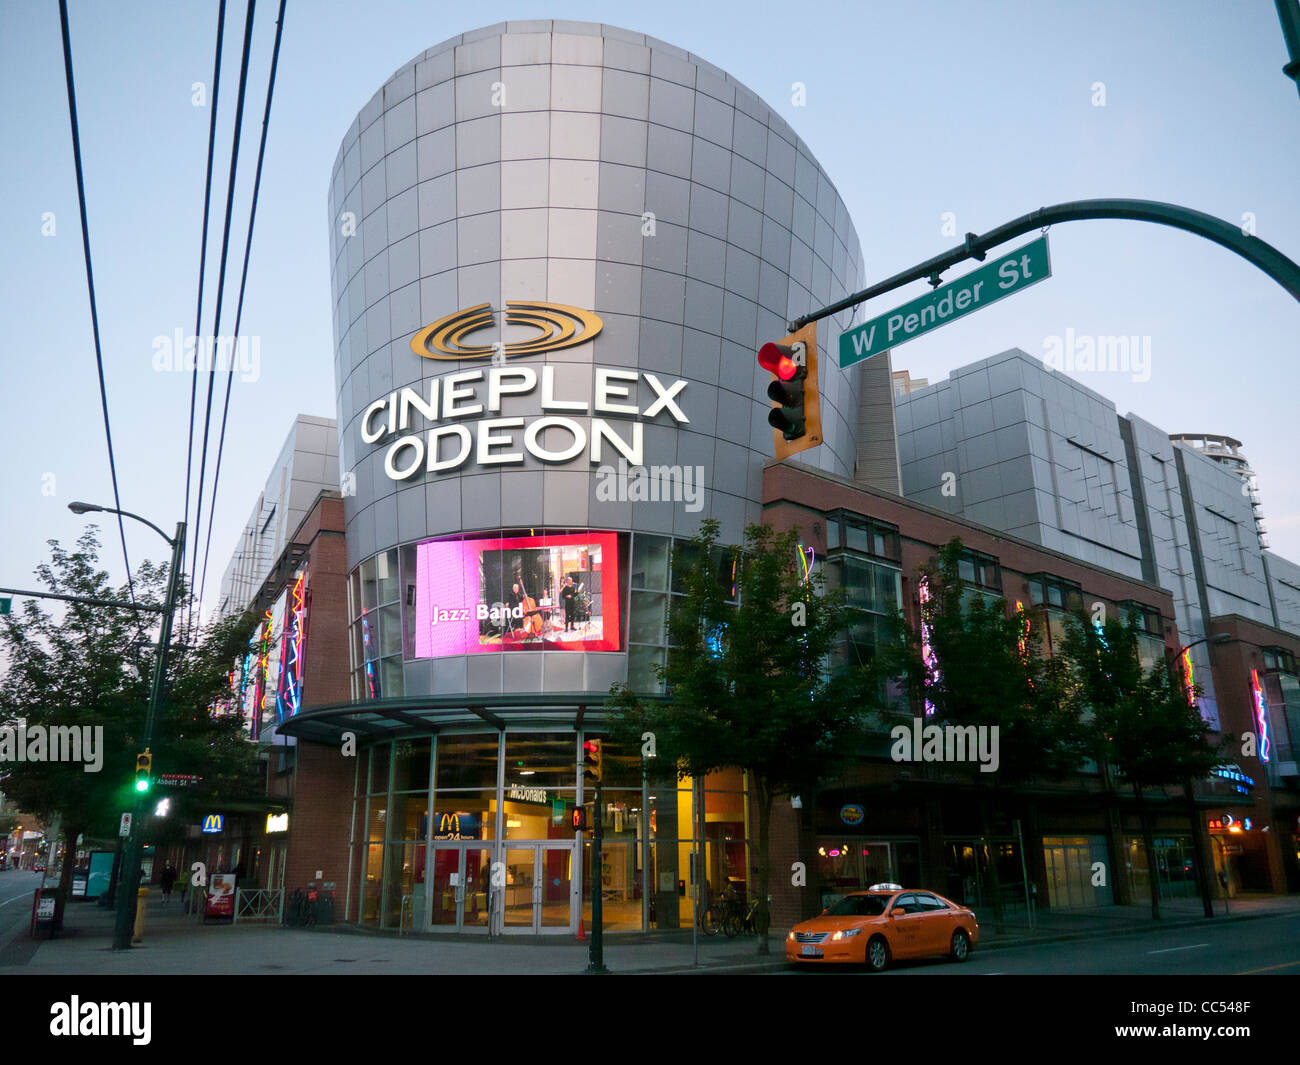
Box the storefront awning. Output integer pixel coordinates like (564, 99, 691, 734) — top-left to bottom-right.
(274, 692, 666, 745)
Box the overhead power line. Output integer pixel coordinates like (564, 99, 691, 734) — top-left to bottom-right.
(183, 0, 229, 599)
(57, 0, 137, 608)
(197, 0, 288, 620)
(188, 0, 258, 635)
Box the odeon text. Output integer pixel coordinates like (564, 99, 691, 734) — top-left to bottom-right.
(362, 365, 690, 480)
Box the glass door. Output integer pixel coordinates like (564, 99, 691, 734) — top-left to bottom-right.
(539, 843, 573, 931)
(429, 844, 494, 932)
(499, 844, 575, 933)
(502, 848, 537, 931)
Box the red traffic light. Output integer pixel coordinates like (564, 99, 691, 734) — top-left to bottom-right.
(758, 342, 799, 381)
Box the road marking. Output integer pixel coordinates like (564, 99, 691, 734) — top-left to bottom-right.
(1235, 959, 1300, 975)
(1147, 943, 1208, 954)
(0, 892, 35, 907)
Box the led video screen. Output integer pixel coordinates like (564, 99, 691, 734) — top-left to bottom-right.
(414, 532, 620, 656)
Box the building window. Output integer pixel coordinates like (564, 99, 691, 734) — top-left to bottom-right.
(826, 552, 902, 668)
(350, 549, 403, 700)
(1027, 573, 1083, 612)
(825, 511, 900, 563)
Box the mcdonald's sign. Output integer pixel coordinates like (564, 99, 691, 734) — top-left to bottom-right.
(430, 811, 479, 840)
(202, 814, 223, 834)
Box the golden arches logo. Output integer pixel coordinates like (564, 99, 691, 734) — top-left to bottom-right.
(410, 301, 603, 360)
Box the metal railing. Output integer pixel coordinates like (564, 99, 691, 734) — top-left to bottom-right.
(234, 887, 285, 924)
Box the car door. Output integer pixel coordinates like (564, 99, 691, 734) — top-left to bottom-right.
(912, 892, 954, 955)
(888, 892, 926, 958)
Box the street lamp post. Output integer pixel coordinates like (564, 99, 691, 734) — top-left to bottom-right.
(68, 502, 186, 951)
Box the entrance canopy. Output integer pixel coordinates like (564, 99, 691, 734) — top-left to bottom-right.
(274, 692, 665, 745)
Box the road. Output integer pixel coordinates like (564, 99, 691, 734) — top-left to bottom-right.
(785, 912, 1300, 976)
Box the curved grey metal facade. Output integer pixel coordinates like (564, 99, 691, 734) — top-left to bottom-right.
(329, 20, 865, 698)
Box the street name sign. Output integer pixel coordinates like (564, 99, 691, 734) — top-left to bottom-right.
(839, 236, 1051, 367)
(0, 597, 10, 615)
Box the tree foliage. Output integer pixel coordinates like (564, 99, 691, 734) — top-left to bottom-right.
(876, 539, 1085, 781)
(606, 519, 870, 951)
(1061, 614, 1225, 790)
(0, 528, 264, 842)
(608, 519, 867, 798)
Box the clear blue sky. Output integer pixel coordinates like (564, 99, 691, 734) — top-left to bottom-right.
(1, 0, 1296, 624)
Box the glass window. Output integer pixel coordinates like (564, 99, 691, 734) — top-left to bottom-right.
(845, 522, 870, 554)
(631, 534, 669, 591)
(826, 519, 840, 550)
(627, 645, 665, 694)
(429, 794, 497, 841)
(370, 743, 391, 796)
(388, 795, 428, 840)
(400, 544, 418, 659)
(379, 603, 403, 657)
(392, 739, 432, 792)
(376, 549, 399, 604)
(381, 656, 404, 698)
(891, 892, 918, 913)
(365, 799, 387, 843)
(629, 591, 668, 645)
(505, 732, 579, 791)
(874, 566, 901, 612)
(361, 556, 379, 611)
(825, 894, 887, 917)
(434, 733, 499, 790)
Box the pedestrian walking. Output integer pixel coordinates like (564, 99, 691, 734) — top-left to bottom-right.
(160, 861, 178, 903)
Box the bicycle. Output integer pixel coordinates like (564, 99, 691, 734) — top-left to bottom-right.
(723, 895, 771, 938)
(698, 889, 727, 936)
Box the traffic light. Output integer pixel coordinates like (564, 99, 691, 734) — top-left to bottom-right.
(583, 739, 603, 785)
(134, 750, 152, 793)
(570, 806, 588, 832)
(757, 322, 821, 460)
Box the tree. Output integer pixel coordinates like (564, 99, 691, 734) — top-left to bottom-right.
(874, 539, 1083, 931)
(606, 520, 868, 954)
(0, 527, 263, 927)
(1061, 614, 1225, 919)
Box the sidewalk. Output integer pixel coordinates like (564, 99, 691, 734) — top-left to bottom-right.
(5, 889, 1298, 975)
(972, 892, 1300, 951)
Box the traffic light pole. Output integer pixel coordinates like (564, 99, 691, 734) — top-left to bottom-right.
(112, 520, 185, 951)
(586, 779, 607, 973)
(787, 198, 1300, 335)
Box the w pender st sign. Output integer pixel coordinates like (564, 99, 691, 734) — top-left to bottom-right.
(839, 236, 1051, 367)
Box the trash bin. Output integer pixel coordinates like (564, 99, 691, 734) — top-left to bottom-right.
(315, 890, 334, 926)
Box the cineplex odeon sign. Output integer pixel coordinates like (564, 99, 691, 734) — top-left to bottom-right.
(362, 301, 690, 481)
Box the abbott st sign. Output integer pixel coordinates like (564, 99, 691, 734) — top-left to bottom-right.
(839, 236, 1051, 367)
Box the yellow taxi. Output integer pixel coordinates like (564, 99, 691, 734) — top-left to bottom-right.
(786, 884, 979, 971)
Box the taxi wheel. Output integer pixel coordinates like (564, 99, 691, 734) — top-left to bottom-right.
(865, 935, 890, 972)
(950, 929, 971, 962)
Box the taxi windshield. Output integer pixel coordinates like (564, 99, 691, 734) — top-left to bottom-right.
(824, 894, 888, 917)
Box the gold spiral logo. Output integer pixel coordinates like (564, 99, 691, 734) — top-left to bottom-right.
(410, 301, 603, 360)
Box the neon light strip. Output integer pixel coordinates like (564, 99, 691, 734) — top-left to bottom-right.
(1180, 648, 1197, 707)
(796, 544, 814, 584)
(276, 575, 306, 720)
(361, 611, 378, 700)
(1015, 601, 1029, 659)
(919, 576, 937, 717)
(1250, 669, 1270, 763)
